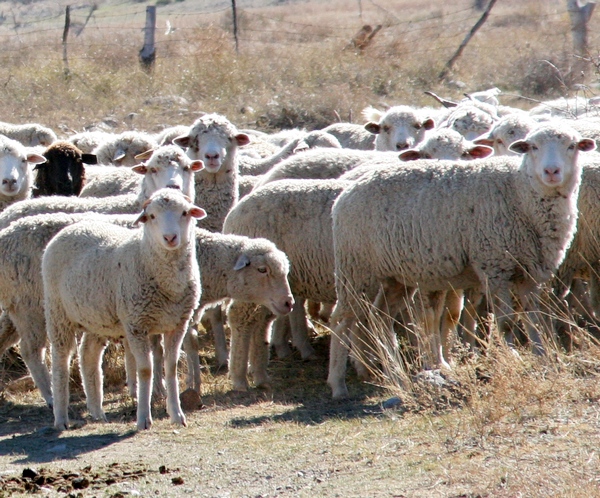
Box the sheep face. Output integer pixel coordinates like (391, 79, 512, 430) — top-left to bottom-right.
(399, 129, 493, 161)
(34, 141, 96, 197)
(32, 129, 57, 147)
(136, 189, 206, 250)
(474, 115, 537, 156)
(510, 125, 596, 191)
(174, 114, 250, 173)
(96, 132, 158, 167)
(133, 145, 204, 199)
(229, 250, 294, 316)
(364, 105, 435, 152)
(0, 140, 44, 197)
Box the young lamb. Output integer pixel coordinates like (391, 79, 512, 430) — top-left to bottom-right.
(362, 105, 436, 151)
(0, 121, 57, 147)
(42, 188, 206, 430)
(32, 141, 98, 197)
(0, 135, 46, 212)
(92, 131, 159, 166)
(328, 123, 596, 399)
(0, 145, 202, 230)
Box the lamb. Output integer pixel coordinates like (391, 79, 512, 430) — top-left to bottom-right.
(437, 101, 499, 140)
(0, 121, 57, 147)
(328, 123, 596, 399)
(394, 128, 493, 161)
(223, 179, 350, 384)
(0, 135, 46, 212)
(32, 141, 98, 197)
(0, 212, 138, 407)
(92, 130, 159, 166)
(362, 105, 436, 151)
(0, 145, 202, 230)
(43, 188, 206, 430)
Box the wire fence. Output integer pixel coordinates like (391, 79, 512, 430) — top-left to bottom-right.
(0, 0, 595, 67)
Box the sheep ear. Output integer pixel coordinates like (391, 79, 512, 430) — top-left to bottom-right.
(578, 138, 596, 152)
(113, 148, 126, 162)
(398, 150, 422, 162)
(467, 145, 494, 158)
(132, 165, 148, 175)
(235, 133, 251, 147)
(364, 122, 381, 135)
(26, 153, 46, 165)
(190, 207, 207, 220)
(233, 253, 251, 271)
(508, 140, 529, 154)
(81, 153, 97, 165)
(190, 160, 204, 171)
(293, 141, 310, 154)
(422, 118, 435, 130)
(473, 135, 494, 147)
(173, 135, 190, 148)
(134, 149, 155, 161)
(133, 212, 148, 225)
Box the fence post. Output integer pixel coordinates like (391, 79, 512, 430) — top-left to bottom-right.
(139, 6, 156, 72)
(232, 0, 239, 53)
(62, 5, 70, 77)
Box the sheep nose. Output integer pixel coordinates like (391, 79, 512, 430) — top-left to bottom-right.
(396, 142, 409, 151)
(2, 178, 16, 186)
(205, 152, 220, 160)
(284, 297, 295, 313)
(544, 167, 561, 176)
(164, 234, 178, 246)
(165, 184, 181, 190)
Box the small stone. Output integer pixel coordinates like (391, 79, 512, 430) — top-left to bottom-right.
(22, 468, 38, 479)
(179, 388, 202, 411)
(172, 476, 184, 485)
(382, 397, 404, 410)
(72, 477, 90, 489)
(159, 465, 167, 474)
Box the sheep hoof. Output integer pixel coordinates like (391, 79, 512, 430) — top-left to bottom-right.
(329, 382, 349, 400)
(54, 420, 69, 431)
(274, 343, 293, 359)
(169, 411, 187, 427)
(299, 346, 317, 361)
(137, 416, 153, 431)
(231, 380, 248, 392)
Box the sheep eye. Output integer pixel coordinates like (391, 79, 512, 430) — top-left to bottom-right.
(257, 267, 267, 274)
(182, 210, 187, 217)
(497, 139, 504, 145)
(182, 166, 190, 171)
(531, 145, 538, 151)
(382, 125, 391, 133)
(568, 143, 576, 150)
(149, 214, 155, 220)
(414, 123, 422, 130)
(150, 167, 158, 173)
(423, 153, 432, 159)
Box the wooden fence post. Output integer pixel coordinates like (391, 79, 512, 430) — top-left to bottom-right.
(62, 5, 70, 77)
(139, 6, 156, 72)
(232, 0, 239, 53)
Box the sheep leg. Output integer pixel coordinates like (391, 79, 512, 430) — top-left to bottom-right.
(271, 315, 293, 359)
(162, 326, 188, 427)
(0, 311, 19, 357)
(182, 327, 201, 392)
(125, 327, 153, 430)
(149, 335, 167, 399)
(289, 297, 316, 360)
(227, 300, 255, 391)
(327, 315, 354, 400)
(516, 284, 546, 356)
(79, 332, 109, 422)
(49, 323, 77, 431)
(204, 304, 229, 369)
(122, 339, 138, 398)
(248, 306, 275, 388)
(9, 309, 54, 407)
(460, 289, 486, 351)
(439, 289, 464, 367)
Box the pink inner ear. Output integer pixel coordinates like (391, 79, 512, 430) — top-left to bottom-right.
(190, 207, 207, 219)
(235, 133, 251, 147)
(132, 165, 148, 175)
(191, 160, 204, 171)
(399, 150, 422, 162)
(469, 145, 494, 158)
(364, 122, 381, 135)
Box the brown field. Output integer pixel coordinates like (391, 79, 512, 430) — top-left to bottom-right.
(2, 0, 600, 496)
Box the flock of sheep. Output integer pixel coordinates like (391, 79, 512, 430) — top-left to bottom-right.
(0, 87, 599, 430)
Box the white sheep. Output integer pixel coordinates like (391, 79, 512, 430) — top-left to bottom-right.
(92, 131, 159, 166)
(328, 123, 596, 399)
(395, 128, 493, 161)
(173, 113, 249, 233)
(0, 135, 45, 212)
(473, 112, 539, 156)
(437, 100, 499, 140)
(0, 212, 138, 407)
(320, 122, 377, 150)
(68, 130, 117, 154)
(223, 179, 350, 384)
(362, 105, 436, 151)
(529, 95, 600, 119)
(42, 188, 206, 430)
(0, 145, 202, 230)
(0, 121, 57, 147)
